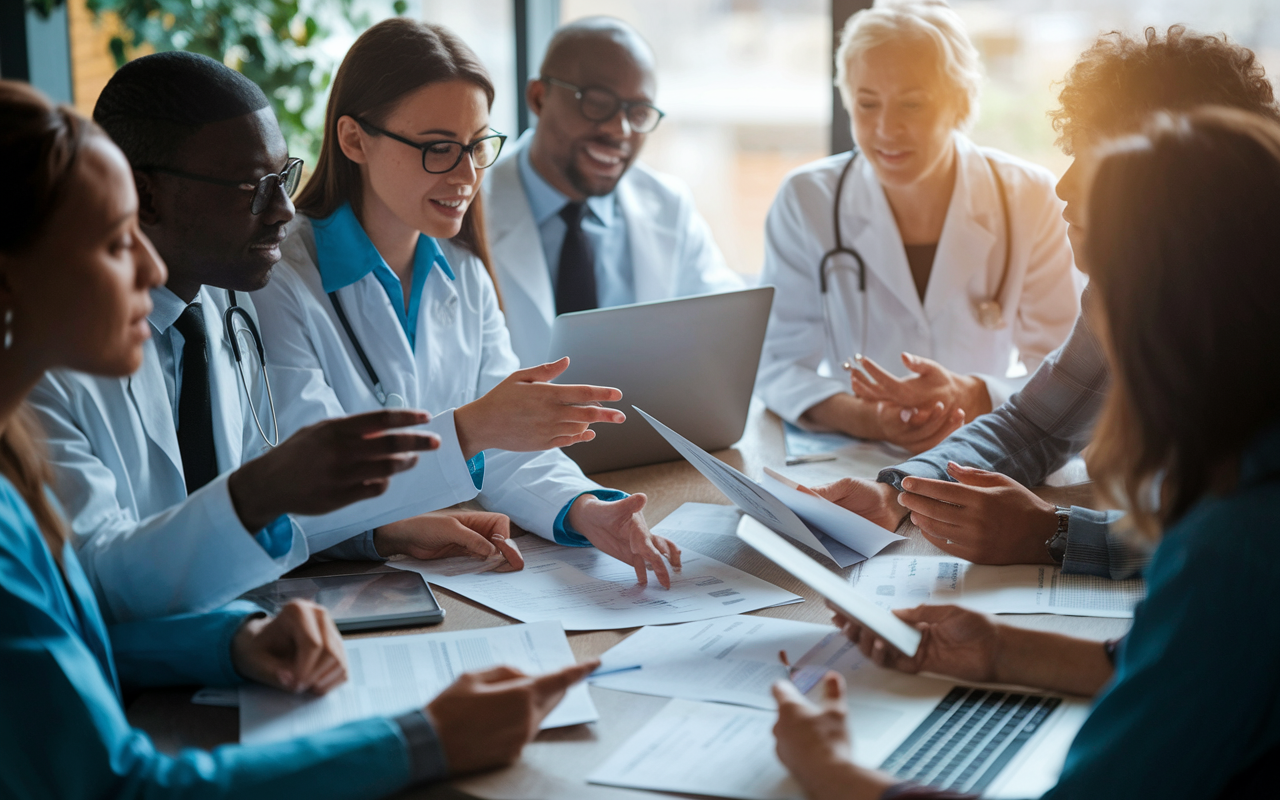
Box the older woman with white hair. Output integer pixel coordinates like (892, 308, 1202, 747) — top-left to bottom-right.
(756, 0, 1078, 453)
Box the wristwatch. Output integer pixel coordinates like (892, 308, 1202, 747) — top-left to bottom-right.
(1045, 505, 1070, 565)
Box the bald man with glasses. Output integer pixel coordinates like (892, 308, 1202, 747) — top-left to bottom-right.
(484, 16, 742, 367)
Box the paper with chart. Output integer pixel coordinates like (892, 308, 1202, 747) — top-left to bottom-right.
(589, 615, 834, 709)
(635, 406, 903, 567)
(851, 555, 1146, 618)
(588, 698, 804, 800)
(391, 534, 801, 630)
(239, 621, 595, 744)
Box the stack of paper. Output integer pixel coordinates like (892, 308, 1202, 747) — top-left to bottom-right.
(851, 555, 1146, 618)
(239, 621, 595, 744)
(637, 407, 904, 567)
(392, 534, 802, 631)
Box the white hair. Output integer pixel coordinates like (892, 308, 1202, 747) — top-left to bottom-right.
(835, 0, 983, 132)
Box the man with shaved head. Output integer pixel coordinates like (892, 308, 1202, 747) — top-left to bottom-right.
(485, 16, 742, 367)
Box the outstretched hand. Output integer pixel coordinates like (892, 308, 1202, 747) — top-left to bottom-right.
(567, 493, 682, 588)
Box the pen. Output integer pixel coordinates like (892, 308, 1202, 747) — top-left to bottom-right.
(778, 650, 799, 682)
(589, 664, 642, 679)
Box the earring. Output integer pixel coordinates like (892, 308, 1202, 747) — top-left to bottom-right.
(3, 308, 12, 350)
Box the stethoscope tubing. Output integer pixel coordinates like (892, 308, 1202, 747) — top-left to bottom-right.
(224, 290, 280, 448)
(328, 289, 406, 409)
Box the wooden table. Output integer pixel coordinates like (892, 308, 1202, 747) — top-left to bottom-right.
(128, 401, 1130, 799)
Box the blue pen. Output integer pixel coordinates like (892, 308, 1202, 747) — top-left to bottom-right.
(589, 664, 643, 679)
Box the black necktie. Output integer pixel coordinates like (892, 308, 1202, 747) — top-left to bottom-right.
(173, 304, 218, 494)
(555, 201, 598, 314)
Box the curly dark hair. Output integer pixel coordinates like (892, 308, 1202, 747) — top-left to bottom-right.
(1051, 25, 1279, 155)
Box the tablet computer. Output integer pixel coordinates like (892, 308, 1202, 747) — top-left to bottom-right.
(243, 571, 445, 632)
(736, 515, 922, 657)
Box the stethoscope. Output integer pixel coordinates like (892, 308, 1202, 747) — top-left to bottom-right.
(328, 290, 408, 409)
(224, 290, 280, 448)
(819, 147, 1013, 366)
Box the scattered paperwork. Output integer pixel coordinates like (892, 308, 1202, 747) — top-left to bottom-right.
(636, 406, 904, 567)
(851, 555, 1146, 618)
(392, 534, 801, 631)
(588, 698, 804, 800)
(239, 621, 595, 744)
(589, 615, 834, 709)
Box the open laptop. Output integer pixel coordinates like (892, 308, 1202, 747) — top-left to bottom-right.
(548, 286, 773, 474)
(794, 632, 1089, 798)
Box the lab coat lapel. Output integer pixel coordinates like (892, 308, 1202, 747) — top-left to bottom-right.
(846, 158, 929, 328)
(202, 291, 245, 470)
(126, 337, 184, 480)
(488, 143, 555, 327)
(618, 177, 670, 303)
(923, 140, 998, 321)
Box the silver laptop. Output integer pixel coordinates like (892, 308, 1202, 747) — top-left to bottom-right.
(548, 286, 774, 474)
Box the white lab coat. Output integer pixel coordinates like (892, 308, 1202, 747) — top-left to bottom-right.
(250, 216, 605, 540)
(484, 131, 744, 367)
(27, 288, 305, 622)
(756, 134, 1080, 424)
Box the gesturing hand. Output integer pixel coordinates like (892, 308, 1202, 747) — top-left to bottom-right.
(373, 509, 524, 571)
(897, 462, 1058, 565)
(831, 602, 1003, 684)
(426, 659, 600, 776)
(811, 477, 907, 532)
(772, 673, 876, 800)
(229, 409, 442, 532)
(231, 600, 348, 695)
(454, 357, 625, 459)
(566, 493, 682, 588)
(850, 352, 992, 420)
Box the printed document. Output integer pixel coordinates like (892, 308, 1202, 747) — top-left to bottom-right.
(588, 698, 804, 800)
(589, 615, 834, 709)
(636, 407, 904, 567)
(391, 535, 802, 631)
(239, 621, 595, 744)
(851, 555, 1146, 618)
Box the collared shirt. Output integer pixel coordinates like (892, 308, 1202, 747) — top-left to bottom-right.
(147, 285, 290, 558)
(312, 202, 456, 352)
(517, 141, 635, 308)
(310, 204, 486, 492)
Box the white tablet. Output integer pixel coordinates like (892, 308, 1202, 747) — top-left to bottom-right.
(736, 516, 922, 657)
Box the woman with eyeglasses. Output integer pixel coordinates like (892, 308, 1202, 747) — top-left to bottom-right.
(0, 79, 597, 800)
(251, 18, 682, 584)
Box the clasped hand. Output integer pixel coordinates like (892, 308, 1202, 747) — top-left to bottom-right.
(231, 599, 348, 695)
(374, 509, 524, 571)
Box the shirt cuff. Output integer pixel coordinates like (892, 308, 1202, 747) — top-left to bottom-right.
(467, 451, 485, 490)
(253, 515, 295, 559)
(877, 459, 950, 491)
(1061, 506, 1147, 579)
(392, 709, 449, 785)
(313, 529, 387, 562)
(553, 489, 628, 547)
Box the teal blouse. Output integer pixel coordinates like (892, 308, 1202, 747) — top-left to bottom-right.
(0, 476, 421, 799)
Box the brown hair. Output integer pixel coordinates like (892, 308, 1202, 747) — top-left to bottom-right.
(296, 19, 499, 290)
(1051, 25, 1279, 156)
(1084, 107, 1280, 536)
(0, 80, 85, 556)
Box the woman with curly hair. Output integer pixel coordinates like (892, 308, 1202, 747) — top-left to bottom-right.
(812, 25, 1280, 580)
(771, 102, 1280, 800)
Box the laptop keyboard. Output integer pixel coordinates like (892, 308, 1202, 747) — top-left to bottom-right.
(879, 687, 1062, 795)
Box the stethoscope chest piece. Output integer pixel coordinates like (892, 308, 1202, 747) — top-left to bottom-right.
(384, 393, 407, 409)
(974, 299, 1006, 330)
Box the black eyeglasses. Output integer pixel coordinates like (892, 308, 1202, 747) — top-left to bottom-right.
(140, 157, 304, 215)
(542, 77, 665, 134)
(354, 118, 507, 174)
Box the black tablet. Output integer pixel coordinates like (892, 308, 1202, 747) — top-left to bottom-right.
(244, 571, 445, 632)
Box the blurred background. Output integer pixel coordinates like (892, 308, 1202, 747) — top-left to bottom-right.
(5, 0, 1280, 276)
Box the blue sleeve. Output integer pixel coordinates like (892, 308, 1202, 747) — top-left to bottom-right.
(467, 451, 485, 490)
(1060, 507, 1150, 580)
(108, 601, 261, 689)
(0, 586, 415, 799)
(552, 490, 628, 546)
(1043, 498, 1280, 800)
(252, 515, 293, 559)
(314, 530, 386, 562)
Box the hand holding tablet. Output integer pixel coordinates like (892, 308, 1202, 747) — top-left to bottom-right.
(736, 515, 922, 657)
